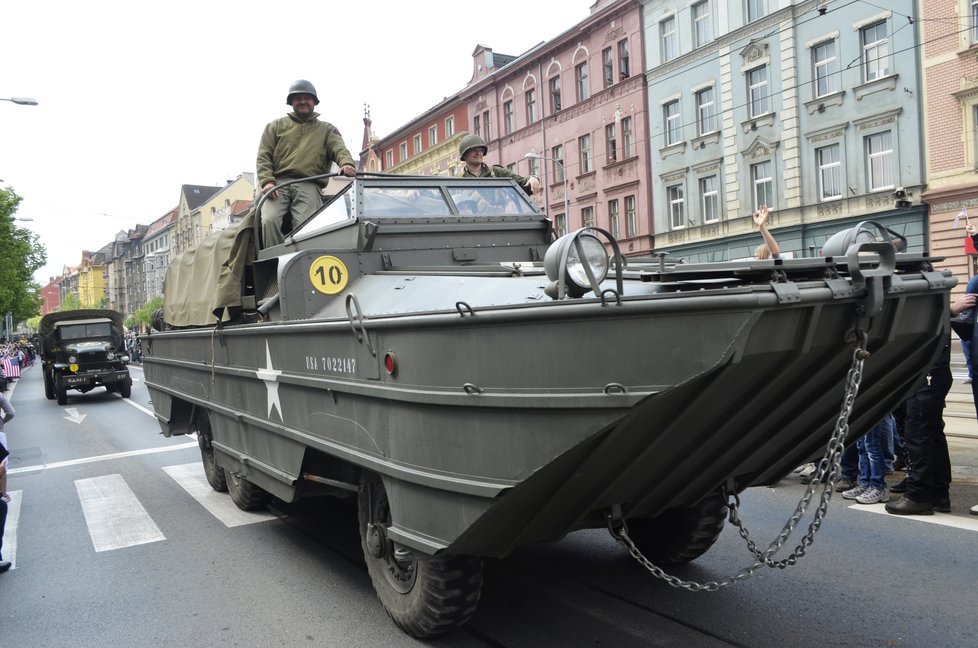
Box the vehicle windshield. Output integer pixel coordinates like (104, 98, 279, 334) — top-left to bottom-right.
(58, 322, 113, 341)
(361, 186, 538, 218)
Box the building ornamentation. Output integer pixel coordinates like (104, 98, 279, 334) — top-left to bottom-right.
(667, 229, 688, 244)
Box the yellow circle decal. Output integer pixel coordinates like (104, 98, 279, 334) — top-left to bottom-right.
(309, 256, 349, 295)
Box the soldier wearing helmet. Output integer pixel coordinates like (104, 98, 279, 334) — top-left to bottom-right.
(256, 79, 357, 247)
(458, 134, 542, 196)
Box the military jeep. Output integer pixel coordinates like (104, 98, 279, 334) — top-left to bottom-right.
(39, 309, 133, 405)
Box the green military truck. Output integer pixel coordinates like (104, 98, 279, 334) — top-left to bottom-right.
(39, 309, 133, 405)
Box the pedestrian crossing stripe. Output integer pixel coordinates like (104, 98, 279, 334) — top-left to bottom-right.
(76, 474, 166, 552)
(163, 463, 279, 527)
(850, 503, 978, 531)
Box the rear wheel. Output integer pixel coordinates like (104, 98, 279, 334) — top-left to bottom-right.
(358, 473, 483, 638)
(227, 469, 272, 510)
(625, 491, 728, 565)
(193, 413, 227, 492)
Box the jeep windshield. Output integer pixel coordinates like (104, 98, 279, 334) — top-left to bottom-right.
(57, 321, 113, 341)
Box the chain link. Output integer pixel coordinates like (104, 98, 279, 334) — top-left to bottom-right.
(609, 330, 869, 591)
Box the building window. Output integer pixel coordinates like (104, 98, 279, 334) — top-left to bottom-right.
(428, 125, 438, 147)
(503, 100, 514, 135)
(700, 175, 719, 222)
(668, 184, 686, 229)
(582, 206, 595, 228)
(549, 76, 562, 114)
(556, 213, 567, 237)
(626, 195, 637, 237)
(527, 156, 539, 177)
(399, 142, 407, 161)
(483, 110, 491, 141)
(813, 40, 839, 98)
(747, 66, 769, 118)
(660, 16, 679, 62)
(446, 116, 455, 136)
(696, 87, 716, 135)
(526, 88, 537, 123)
(609, 199, 620, 238)
(751, 160, 773, 209)
(473, 115, 481, 138)
(576, 62, 590, 102)
(746, 0, 766, 22)
(866, 131, 894, 190)
(973, 0, 978, 43)
(552, 144, 564, 182)
(664, 100, 682, 146)
(606, 123, 617, 163)
(413, 134, 422, 154)
(817, 144, 842, 200)
(385, 150, 394, 168)
(618, 39, 630, 79)
(692, 1, 712, 48)
(579, 134, 592, 173)
(622, 116, 634, 158)
(861, 21, 889, 82)
(603, 48, 614, 87)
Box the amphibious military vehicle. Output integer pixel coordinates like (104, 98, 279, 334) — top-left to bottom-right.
(39, 308, 133, 404)
(143, 174, 953, 637)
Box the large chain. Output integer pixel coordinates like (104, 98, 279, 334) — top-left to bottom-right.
(609, 331, 870, 592)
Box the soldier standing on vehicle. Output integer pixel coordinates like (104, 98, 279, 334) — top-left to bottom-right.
(458, 135, 542, 196)
(257, 79, 357, 248)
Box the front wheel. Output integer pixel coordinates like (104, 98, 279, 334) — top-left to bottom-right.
(625, 491, 728, 565)
(358, 474, 483, 638)
(119, 382, 132, 398)
(227, 469, 272, 510)
(56, 384, 68, 406)
(44, 371, 55, 399)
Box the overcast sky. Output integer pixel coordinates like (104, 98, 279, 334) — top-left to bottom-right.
(1, 0, 587, 284)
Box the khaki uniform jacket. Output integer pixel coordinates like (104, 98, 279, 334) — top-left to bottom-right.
(461, 163, 534, 194)
(257, 112, 355, 188)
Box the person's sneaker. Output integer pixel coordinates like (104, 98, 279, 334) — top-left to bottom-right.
(0, 561, 11, 574)
(885, 497, 934, 515)
(889, 478, 907, 493)
(798, 463, 818, 484)
(970, 503, 978, 516)
(834, 477, 859, 493)
(856, 486, 890, 505)
(842, 483, 870, 500)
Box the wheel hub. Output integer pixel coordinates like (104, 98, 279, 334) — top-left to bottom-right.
(365, 522, 386, 559)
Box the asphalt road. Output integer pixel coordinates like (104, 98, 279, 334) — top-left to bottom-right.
(2, 364, 976, 647)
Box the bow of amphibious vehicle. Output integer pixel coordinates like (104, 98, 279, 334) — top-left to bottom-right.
(143, 174, 954, 638)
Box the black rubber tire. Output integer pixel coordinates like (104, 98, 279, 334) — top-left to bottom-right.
(227, 469, 272, 510)
(193, 414, 227, 492)
(358, 474, 483, 638)
(119, 382, 132, 398)
(56, 384, 68, 406)
(44, 371, 55, 400)
(625, 492, 728, 565)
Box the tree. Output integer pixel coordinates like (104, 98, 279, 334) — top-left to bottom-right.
(134, 296, 164, 331)
(58, 293, 83, 312)
(0, 186, 47, 323)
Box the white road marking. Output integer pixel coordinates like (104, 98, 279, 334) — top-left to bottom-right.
(2, 490, 22, 569)
(163, 463, 279, 527)
(851, 503, 978, 532)
(8, 440, 198, 476)
(75, 474, 165, 552)
(63, 407, 87, 424)
(121, 397, 156, 417)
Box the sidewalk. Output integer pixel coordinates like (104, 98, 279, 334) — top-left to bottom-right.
(948, 340, 978, 484)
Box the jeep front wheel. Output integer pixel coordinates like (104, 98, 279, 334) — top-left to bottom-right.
(358, 473, 483, 638)
(44, 371, 55, 399)
(56, 384, 68, 405)
(119, 382, 132, 398)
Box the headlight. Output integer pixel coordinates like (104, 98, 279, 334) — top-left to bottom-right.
(68, 355, 77, 364)
(107, 352, 116, 360)
(544, 230, 611, 298)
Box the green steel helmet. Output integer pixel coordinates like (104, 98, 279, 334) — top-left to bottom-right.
(458, 134, 488, 160)
(286, 79, 320, 105)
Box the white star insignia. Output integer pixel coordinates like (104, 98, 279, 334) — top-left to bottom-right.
(255, 341, 283, 421)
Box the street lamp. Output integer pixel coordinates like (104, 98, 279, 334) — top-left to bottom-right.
(0, 97, 38, 106)
(524, 152, 569, 226)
